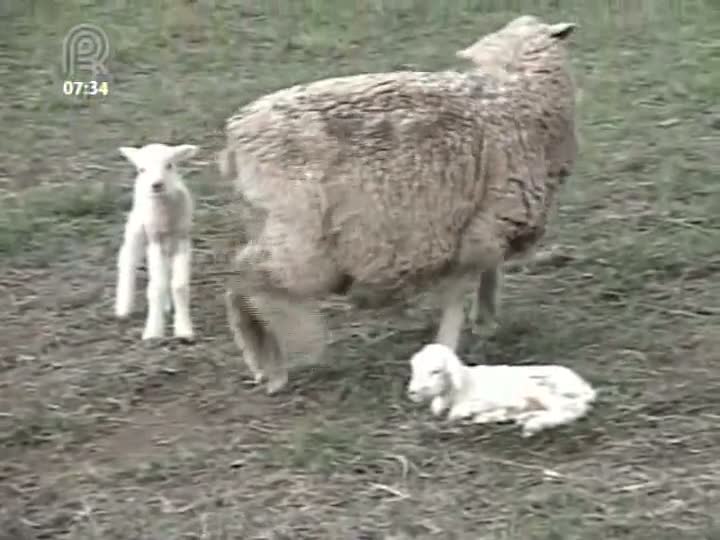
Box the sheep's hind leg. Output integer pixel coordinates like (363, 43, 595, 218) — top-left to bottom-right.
(469, 267, 502, 339)
(225, 288, 266, 385)
(225, 243, 294, 395)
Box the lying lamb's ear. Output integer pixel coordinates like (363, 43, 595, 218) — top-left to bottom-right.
(548, 22, 577, 40)
(118, 146, 140, 167)
(171, 144, 198, 163)
(442, 348, 465, 390)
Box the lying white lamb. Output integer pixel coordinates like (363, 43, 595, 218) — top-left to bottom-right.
(114, 143, 198, 341)
(406, 343, 596, 437)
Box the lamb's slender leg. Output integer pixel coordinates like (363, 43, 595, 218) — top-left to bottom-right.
(469, 267, 502, 338)
(435, 279, 470, 351)
(163, 270, 173, 315)
(115, 218, 145, 318)
(520, 398, 592, 438)
(142, 241, 169, 340)
(170, 237, 194, 341)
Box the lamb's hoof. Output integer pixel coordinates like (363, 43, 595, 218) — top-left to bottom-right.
(142, 330, 165, 341)
(115, 307, 132, 320)
(521, 420, 543, 438)
(173, 328, 195, 344)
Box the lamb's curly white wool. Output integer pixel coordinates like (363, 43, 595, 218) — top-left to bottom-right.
(114, 143, 198, 341)
(406, 343, 596, 437)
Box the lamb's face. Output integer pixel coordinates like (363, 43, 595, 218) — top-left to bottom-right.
(456, 15, 576, 73)
(119, 143, 197, 198)
(407, 344, 451, 403)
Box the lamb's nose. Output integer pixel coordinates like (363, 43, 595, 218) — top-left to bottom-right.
(151, 181, 164, 192)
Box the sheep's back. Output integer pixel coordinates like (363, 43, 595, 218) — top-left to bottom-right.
(225, 71, 507, 289)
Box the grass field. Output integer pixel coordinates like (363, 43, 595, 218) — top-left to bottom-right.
(1, 1, 720, 538)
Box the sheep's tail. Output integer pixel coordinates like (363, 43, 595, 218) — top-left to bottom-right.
(218, 147, 236, 180)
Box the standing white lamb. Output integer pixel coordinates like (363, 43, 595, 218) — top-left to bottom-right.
(114, 143, 198, 342)
(406, 343, 596, 437)
(218, 15, 579, 394)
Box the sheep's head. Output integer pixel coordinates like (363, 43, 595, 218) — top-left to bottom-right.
(456, 15, 576, 75)
(407, 343, 459, 403)
(119, 143, 198, 198)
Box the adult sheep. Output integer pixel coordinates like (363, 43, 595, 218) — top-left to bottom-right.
(219, 15, 579, 394)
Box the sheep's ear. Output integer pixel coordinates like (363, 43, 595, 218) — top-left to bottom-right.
(455, 47, 472, 60)
(118, 146, 140, 167)
(548, 22, 576, 40)
(171, 144, 198, 163)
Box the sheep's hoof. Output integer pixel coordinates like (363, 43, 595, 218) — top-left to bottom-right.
(471, 318, 500, 340)
(176, 335, 195, 344)
(265, 372, 289, 395)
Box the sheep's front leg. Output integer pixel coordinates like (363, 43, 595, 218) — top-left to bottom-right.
(143, 241, 169, 340)
(115, 217, 145, 318)
(469, 267, 502, 339)
(435, 279, 470, 351)
(169, 237, 194, 341)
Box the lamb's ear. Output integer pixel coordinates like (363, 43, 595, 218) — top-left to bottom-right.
(442, 348, 465, 390)
(171, 144, 198, 163)
(548, 22, 576, 40)
(118, 146, 140, 167)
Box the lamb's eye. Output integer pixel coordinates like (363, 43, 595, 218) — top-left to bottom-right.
(138, 167, 146, 173)
(166, 163, 173, 170)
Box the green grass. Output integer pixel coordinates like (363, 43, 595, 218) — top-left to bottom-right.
(1, 1, 720, 538)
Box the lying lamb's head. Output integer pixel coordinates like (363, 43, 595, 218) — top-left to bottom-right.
(119, 143, 198, 198)
(407, 343, 460, 403)
(456, 15, 576, 75)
